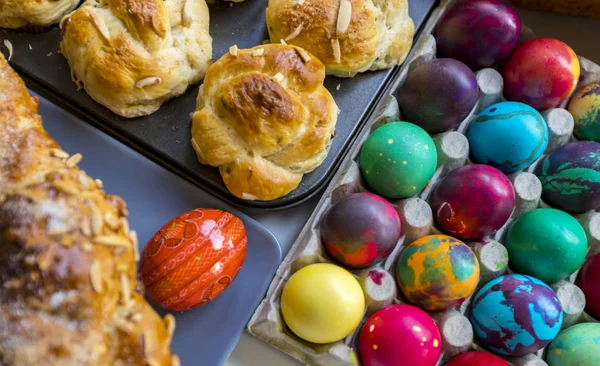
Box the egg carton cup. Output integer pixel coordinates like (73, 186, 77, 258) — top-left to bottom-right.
(247, 1, 600, 365)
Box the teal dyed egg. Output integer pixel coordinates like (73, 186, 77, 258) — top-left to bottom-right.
(360, 122, 438, 199)
(547, 323, 600, 366)
(467, 102, 548, 173)
(505, 208, 588, 283)
(569, 82, 600, 142)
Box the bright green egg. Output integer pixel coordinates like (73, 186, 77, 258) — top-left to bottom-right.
(568, 82, 600, 142)
(359, 122, 438, 199)
(547, 323, 600, 366)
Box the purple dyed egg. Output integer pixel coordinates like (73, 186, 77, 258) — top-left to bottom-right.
(321, 192, 401, 269)
(399, 58, 479, 133)
(436, 0, 522, 70)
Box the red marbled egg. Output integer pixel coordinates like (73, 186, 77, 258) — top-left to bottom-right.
(359, 304, 442, 366)
(140, 209, 247, 311)
(447, 351, 508, 366)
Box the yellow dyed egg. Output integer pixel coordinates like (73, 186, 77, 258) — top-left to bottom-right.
(280, 263, 365, 344)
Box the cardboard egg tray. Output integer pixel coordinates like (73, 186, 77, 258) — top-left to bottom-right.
(248, 0, 600, 364)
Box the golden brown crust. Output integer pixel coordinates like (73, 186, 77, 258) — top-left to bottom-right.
(0, 0, 79, 29)
(0, 54, 176, 365)
(191, 44, 338, 201)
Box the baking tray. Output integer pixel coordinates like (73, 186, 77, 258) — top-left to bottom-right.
(38, 92, 283, 365)
(0, 0, 438, 211)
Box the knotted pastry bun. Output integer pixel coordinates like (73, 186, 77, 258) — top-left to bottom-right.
(191, 44, 338, 201)
(266, 0, 414, 77)
(0, 0, 79, 29)
(60, 0, 212, 118)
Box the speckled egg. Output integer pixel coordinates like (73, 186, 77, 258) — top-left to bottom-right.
(396, 235, 480, 311)
(537, 141, 600, 213)
(446, 351, 508, 366)
(576, 253, 600, 320)
(502, 38, 580, 110)
(569, 82, 600, 142)
(140, 209, 247, 311)
(430, 165, 515, 241)
(280, 263, 365, 344)
(505, 208, 587, 284)
(360, 122, 438, 199)
(546, 323, 600, 366)
(435, 0, 522, 70)
(398, 58, 479, 133)
(470, 274, 563, 356)
(359, 304, 442, 366)
(467, 102, 548, 173)
(321, 192, 401, 268)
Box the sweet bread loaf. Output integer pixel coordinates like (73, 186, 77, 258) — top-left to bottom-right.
(0, 0, 79, 29)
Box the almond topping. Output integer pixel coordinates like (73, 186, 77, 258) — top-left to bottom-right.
(331, 39, 341, 63)
(66, 153, 82, 168)
(120, 273, 131, 304)
(78, 171, 89, 187)
(336, 0, 352, 36)
(89, 261, 103, 293)
(82, 242, 94, 252)
(285, 24, 303, 41)
(164, 314, 176, 341)
(50, 148, 69, 159)
(251, 48, 265, 57)
(94, 235, 131, 249)
(273, 72, 284, 83)
(129, 230, 140, 261)
(296, 48, 312, 63)
(91, 207, 103, 236)
(229, 44, 239, 57)
(89, 11, 111, 42)
(81, 218, 92, 236)
(280, 39, 287, 45)
(172, 355, 181, 366)
(135, 77, 162, 89)
(95, 179, 103, 188)
(144, 331, 154, 357)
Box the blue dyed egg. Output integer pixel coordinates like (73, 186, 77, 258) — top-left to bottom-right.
(467, 102, 549, 173)
(470, 274, 563, 356)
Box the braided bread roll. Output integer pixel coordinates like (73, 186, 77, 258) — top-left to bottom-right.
(60, 0, 212, 118)
(0, 54, 176, 365)
(0, 0, 79, 29)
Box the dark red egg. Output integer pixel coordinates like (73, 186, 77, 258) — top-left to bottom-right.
(447, 351, 508, 365)
(321, 192, 401, 268)
(577, 252, 600, 320)
(430, 165, 515, 241)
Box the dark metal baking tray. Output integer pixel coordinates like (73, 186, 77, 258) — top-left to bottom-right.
(0, 0, 437, 210)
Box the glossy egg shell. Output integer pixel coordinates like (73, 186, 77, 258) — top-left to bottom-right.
(435, 0, 522, 70)
(140, 209, 247, 311)
(430, 164, 515, 241)
(569, 82, 600, 142)
(396, 235, 480, 311)
(470, 274, 563, 356)
(546, 323, 600, 366)
(359, 304, 442, 366)
(321, 192, 401, 268)
(398, 58, 479, 133)
(576, 253, 600, 320)
(280, 263, 364, 344)
(468, 102, 548, 173)
(502, 38, 580, 110)
(360, 122, 438, 199)
(446, 351, 508, 366)
(505, 208, 587, 283)
(537, 141, 600, 213)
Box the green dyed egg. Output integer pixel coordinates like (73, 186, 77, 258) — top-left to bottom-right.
(505, 208, 588, 284)
(569, 82, 600, 142)
(359, 122, 438, 199)
(547, 323, 600, 366)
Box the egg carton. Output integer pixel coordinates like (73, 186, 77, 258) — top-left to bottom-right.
(247, 0, 600, 365)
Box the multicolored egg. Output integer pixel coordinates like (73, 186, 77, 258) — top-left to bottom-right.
(446, 351, 508, 366)
(505, 208, 587, 283)
(321, 192, 401, 268)
(396, 235, 480, 311)
(467, 101, 549, 173)
(280, 263, 364, 344)
(576, 253, 600, 320)
(546, 322, 600, 365)
(140, 209, 247, 311)
(470, 274, 563, 356)
(569, 82, 600, 142)
(537, 141, 600, 213)
(359, 304, 442, 366)
(430, 165, 515, 241)
(398, 58, 479, 133)
(360, 122, 438, 199)
(435, 0, 522, 70)
(502, 38, 580, 110)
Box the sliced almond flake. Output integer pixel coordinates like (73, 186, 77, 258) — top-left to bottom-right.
(50, 148, 69, 159)
(53, 180, 79, 195)
(251, 48, 265, 57)
(129, 230, 140, 261)
(135, 77, 162, 89)
(120, 273, 131, 304)
(336, 0, 352, 36)
(89, 11, 111, 42)
(120, 217, 130, 234)
(164, 314, 176, 341)
(285, 24, 303, 41)
(95, 179, 103, 189)
(115, 318, 136, 333)
(182, 0, 194, 27)
(279, 39, 287, 45)
(131, 313, 143, 323)
(229, 44, 238, 57)
(48, 226, 68, 236)
(296, 48, 312, 63)
(331, 39, 341, 64)
(273, 72, 284, 83)
(89, 261, 103, 293)
(91, 207, 103, 236)
(82, 242, 94, 252)
(143, 331, 154, 358)
(3, 40, 13, 61)
(66, 153, 82, 168)
(94, 235, 132, 249)
(104, 212, 119, 230)
(172, 355, 181, 366)
(147, 359, 161, 366)
(81, 218, 92, 236)
(78, 171, 89, 187)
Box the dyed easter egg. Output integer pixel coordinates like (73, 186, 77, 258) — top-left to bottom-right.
(430, 165, 515, 241)
(467, 102, 548, 173)
(398, 58, 479, 133)
(140, 209, 247, 311)
(396, 235, 480, 311)
(505, 208, 587, 284)
(569, 82, 600, 142)
(537, 141, 600, 213)
(502, 38, 580, 110)
(321, 192, 401, 268)
(470, 274, 563, 356)
(446, 351, 508, 366)
(359, 304, 442, 366)
(576, 253, 600, 320)
(280, 263, 364, 344)
(360, 122, 438, 199)
(546, 323, 600, 366)
(435, 0, 522, 70)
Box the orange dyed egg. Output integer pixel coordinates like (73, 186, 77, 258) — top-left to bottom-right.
(140, 209, 247, 311)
